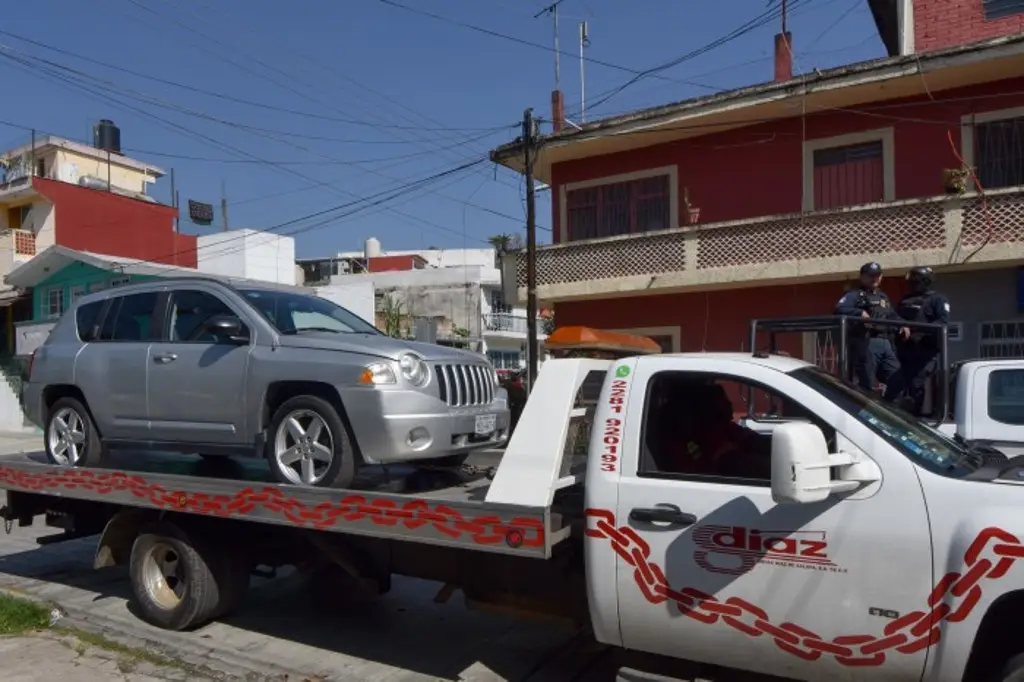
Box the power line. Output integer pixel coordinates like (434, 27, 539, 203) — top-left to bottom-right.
(0, 28, 517, 135)
(0, 49, 547, 232)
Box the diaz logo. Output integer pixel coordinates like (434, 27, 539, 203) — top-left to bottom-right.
(692, 525, 846, 576)
(615, 365, 630, 378)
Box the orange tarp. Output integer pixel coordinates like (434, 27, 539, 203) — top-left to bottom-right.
(546, 326, 662, 355)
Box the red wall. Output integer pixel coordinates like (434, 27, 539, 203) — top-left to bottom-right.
(549, 77, 1024, 242)
(368, 255, 424, 272)
(916, 0, 1024, 53)
(556, 277, 912, 356)
(34, 178, 196, 267)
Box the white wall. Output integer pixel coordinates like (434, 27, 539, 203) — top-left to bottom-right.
(197, 229, 296, 285)
(316, 281, 376, 325)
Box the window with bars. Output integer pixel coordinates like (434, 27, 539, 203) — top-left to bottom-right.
(812, 141, 885, 210)
(975, 116, 1024, 189)
(979, 320, 1024, 359)
(45, 287, 65, 319)
(565, 174, 671, 241)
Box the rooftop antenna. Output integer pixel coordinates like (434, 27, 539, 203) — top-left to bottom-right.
(534, 0, 568, 89)
(579, 21, 590, 122)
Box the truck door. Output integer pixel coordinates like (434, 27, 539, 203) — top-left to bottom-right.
(606, 356, 933, 682)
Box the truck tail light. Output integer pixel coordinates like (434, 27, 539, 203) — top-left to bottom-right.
(27, 350, 36, 380)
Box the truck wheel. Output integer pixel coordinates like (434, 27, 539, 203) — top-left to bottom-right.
(998, 653, 1024, 681)
(209, 550, 250, 619)
(266, 395, 357, 488)
(44, 397, 104, 468)
(129, 524, 222, 631)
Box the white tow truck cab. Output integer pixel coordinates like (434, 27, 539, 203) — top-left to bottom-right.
(2, 316, 1024, 682)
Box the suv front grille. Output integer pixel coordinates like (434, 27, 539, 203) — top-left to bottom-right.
(434, 363, 495, 406)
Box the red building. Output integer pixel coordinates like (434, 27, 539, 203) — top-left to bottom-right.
(491, 1, 1024, 362)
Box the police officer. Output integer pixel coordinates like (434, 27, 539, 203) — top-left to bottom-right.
(834, 262, 907, 397)
(895, 266, 950, 416)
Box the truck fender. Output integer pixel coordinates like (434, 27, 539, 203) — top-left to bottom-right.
(93, 508, 160, 569)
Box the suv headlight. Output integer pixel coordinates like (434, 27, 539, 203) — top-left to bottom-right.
(398, 353, 429, 387)
(360, 362, 397, 385)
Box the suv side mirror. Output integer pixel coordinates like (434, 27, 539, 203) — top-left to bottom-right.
(770, 422, 864, 504)
(204, 314, 248, 343)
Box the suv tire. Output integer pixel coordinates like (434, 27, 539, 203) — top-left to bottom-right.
(265, 395, 357, 488)
(44, 397, 105, 468)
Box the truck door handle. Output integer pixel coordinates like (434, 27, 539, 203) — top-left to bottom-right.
(629, 505, 697, 527)
(153, 353, 178, 364)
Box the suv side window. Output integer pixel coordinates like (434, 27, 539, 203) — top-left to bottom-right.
(640, 370, 836, 486)
(98, 293, 158, 342)
(167, 289, 243, 343)
(76, 301, 105, 342)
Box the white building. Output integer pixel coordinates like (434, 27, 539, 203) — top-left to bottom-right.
(300, 238, 546, 370)
(197, 229, 297, 286)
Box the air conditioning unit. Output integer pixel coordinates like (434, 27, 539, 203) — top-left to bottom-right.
(338, 260, 351, 274)
(948, 321, 963, 342)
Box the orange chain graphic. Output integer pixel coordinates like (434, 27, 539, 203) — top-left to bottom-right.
(0, 467, 544, 547)
(585, 508, 1024, 667)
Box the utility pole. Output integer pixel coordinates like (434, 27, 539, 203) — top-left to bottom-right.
(170, 168, 178, 233)
(523, 108, 539, 393)
(221, 180, 229, 232)
(579, 22, 590, 122)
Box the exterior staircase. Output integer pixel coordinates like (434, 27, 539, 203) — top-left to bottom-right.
(0, 356, 39, 434)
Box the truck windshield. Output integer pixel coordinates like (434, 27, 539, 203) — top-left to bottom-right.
(239, 289, 380, 336)
(790, 366, 977, 477)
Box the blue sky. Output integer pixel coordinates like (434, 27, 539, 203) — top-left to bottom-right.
(1, 0, 882, 258)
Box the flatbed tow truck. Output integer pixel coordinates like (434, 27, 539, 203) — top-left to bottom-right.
(4, 318, 1024, 682)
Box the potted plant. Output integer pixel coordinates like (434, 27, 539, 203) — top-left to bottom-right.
(942, 167, 972, 195)
(683, 186, 700, 225)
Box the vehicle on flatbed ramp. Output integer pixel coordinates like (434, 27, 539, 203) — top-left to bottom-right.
(5, 339, 1024, 682)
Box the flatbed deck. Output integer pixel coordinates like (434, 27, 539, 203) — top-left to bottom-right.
(0, 449, 565, 559)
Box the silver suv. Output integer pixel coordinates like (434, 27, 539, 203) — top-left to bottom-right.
(24, 278, 509, 488)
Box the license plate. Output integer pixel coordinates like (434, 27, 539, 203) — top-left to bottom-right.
(474, 413, 497, 435)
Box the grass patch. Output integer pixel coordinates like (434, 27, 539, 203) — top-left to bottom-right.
(0, 593, 50, 635)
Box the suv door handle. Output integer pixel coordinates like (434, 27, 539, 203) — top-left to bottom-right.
(629, 504, 697, 528)
(153, 353, 178, 364)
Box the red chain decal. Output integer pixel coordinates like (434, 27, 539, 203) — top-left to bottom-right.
(586, 508, 1023, 667)
(0, 468, 544, 548)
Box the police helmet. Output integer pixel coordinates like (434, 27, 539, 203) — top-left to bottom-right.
(906, 266, 934, 290)
(859, 262, 883, 277)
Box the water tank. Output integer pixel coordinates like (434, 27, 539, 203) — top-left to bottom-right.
(364, 237, 382, 258)
(92, 119, 122, 155)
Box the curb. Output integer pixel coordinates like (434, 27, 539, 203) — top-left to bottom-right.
(0, 585, 355, 682)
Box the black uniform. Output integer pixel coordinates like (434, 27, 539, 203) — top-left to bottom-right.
(835, 284, 904, 395)
(896, 267, 950, 416)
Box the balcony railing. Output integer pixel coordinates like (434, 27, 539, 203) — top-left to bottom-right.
(483, 312, 546, 335)
(506, 188, 1024, 302)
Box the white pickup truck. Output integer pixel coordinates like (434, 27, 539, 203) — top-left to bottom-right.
(2, 350, 1024, 682)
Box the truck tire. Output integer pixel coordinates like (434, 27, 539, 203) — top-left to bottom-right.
(265, 395, 357, 489)
(129, 523, 223, 631)
(998, 653, 1024, 681)
(44, 397, 105, 468)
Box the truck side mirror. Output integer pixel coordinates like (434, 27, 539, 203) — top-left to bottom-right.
(770, 422, 863, 504)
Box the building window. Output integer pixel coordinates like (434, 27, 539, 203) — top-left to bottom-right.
(979, 321, 1024, 358)
(45, 288, 64, 319)
(812, 141, 884, 209)
(803, 129, 894, 211)
(984, 0, 1024, 19)
(88, 281, 106, 294)
(69, 285, 86, 306)
(487, 350, 522, 370)
(974, 115, 1024, 189)
(565, 174, 671, 240)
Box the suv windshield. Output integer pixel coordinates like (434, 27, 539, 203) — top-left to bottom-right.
(790, 366, 977, 477)
(239, 289, 380, 336)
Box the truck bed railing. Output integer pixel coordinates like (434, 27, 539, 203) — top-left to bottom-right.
(749, 315, 951, 422)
